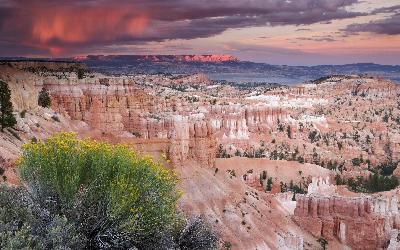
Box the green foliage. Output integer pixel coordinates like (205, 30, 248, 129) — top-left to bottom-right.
(0, 225, 42, 250)
(0, 185, 85, 249)
(38, 87, 51, 108)
(378, 162, 398, 176)
(335, 174, 344, 185)
(266, 177, 273, 191)
(226, 169, 236, 178)
(347, 173, 399, 193)
(364, 174, 399, 193)
(287, 180, 307, 194)
(327, 160, 338, 170)
(278, 123, 284, 132)
(20, 110, 27, 118)
(2, 133, 219, 249)
(216, 144, 231, 158)
(261, 170, 267, 180)
(51, 115, 60, 122)
(178, 216, 218, 250)
(308, 130, 320, 143)
(223, 241, 232, 250)
(20, 133, 181, 241)
(352, 157, 362, 166)
(317, 237, 328, 250)
(44, 215, 84, 249)
(77, 68, 85, 79)
(0, 80, 17, 131)
(286, 125, 292, 139)
(353, 131, 360, 142)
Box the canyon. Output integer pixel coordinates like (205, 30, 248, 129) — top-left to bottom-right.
(1, 60, 400, 249)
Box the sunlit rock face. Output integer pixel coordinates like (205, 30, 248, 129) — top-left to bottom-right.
(294, 193, 400, 249)
(307, 176, 336, 195)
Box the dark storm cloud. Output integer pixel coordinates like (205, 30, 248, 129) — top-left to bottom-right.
(345, 5, 400, 35)
(0, 0, 364, 55)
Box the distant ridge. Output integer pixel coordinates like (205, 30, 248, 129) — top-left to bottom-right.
(73, 54, 239, 63)
(1, 56, 399, 83)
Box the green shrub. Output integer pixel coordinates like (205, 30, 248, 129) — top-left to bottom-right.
(223, 241, 232, 250)
(20, 110, 27, 118)
(308, 130, 320, 143)
(178, 216, 218, 250)
(77, 68, 85, 79)
(51, 114, 60, 122)
(347, 174, 399, 193)
(19, 132, 181, 244)
(352, 157, 362, 166)
(2, 132, 219, 249)
(317, 237, 328, 250)
(378, 162, 398, 176)
(0, 185, 85, 249)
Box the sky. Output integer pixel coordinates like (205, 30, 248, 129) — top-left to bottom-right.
(0, 0, 399, 65)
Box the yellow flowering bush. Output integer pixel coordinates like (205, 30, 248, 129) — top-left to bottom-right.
(19, 132, 181, 241)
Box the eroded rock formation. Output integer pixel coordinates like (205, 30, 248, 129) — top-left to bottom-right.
(294, 194, 400, 249)
(43, 76, 289, 167)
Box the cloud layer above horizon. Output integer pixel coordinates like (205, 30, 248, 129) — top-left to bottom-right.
(0, 0, 399, 65)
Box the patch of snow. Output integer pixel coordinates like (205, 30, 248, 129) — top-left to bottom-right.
(206, 84, 220, 89)
(297, 114, 328, 128)
(246, 95, 327, 108)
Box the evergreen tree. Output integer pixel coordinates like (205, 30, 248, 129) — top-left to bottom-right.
(286, 125, 292, 139)
(38, 88, 51, 108)
(0, 80, 16, 131)
(266, 177, 273, 191)
(77, 68, 85, 79)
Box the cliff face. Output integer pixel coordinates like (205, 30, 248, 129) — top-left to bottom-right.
(44, 76, 288, 167)
(47, 83, 216, 167)
(294, 194, 400, 249)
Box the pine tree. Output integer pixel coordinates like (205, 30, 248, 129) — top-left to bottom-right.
(38, 88, 51, 108)
(0, 80, 17, 131)
(286, 125, 292, 139)
(266, 177, 273, 191)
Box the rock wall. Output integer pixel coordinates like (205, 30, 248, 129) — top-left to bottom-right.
(44, 77, 289, 167)
(349, 80, 400, 97)
(294, 194, 400, 249)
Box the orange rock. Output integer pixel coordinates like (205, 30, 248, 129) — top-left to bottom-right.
(294, 195, 398, 249)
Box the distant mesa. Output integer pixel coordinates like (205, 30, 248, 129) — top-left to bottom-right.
(73, 54, 239, 63)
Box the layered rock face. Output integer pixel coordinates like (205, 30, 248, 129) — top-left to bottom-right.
(45, 76, 289, 167)
(208, 104, 289, 140)
(294, 194, 400, 249)
(349, 79, 400, 97)
(46, 82, 214, 166)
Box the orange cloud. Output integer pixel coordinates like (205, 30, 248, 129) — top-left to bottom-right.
(30, 7, 149, 54)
